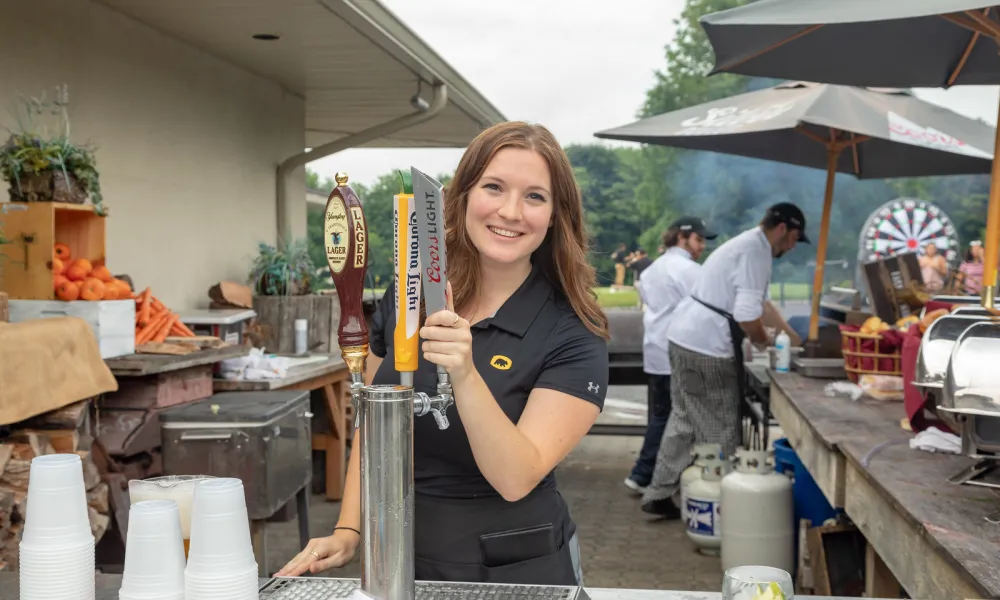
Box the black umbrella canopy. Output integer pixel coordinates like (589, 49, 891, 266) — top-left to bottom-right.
(594, 81, 994, 179)
(699, 0, 1000, 87)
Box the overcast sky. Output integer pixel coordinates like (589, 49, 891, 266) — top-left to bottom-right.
(309, 0, 1000, 189)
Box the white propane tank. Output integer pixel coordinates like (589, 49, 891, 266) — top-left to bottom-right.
(721, 448, 795, 574)
(680, 443, 723, 510)
(685, 456, 726, 556)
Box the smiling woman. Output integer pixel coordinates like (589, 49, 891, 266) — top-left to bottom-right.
(279, 122, 611, 587)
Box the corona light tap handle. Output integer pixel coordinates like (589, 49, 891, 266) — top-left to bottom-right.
(394, 171, 421, 387)
(324, 173, 369, 411)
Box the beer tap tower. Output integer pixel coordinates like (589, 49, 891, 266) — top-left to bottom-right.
(324, 170, 453, 600)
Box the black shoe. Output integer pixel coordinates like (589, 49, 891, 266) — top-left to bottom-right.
(641, 497, 681, 519)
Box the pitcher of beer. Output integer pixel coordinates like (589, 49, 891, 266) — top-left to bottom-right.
(128, 475, 215, 557)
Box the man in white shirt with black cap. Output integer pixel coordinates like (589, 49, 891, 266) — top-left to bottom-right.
(624, 216, 717, 494)
(641, 202, 808, 517)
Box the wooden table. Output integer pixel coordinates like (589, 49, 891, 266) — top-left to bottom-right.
(769, 371, 1000, 599)
(213, 354, 351, 501)
(105, 344, 249, 376)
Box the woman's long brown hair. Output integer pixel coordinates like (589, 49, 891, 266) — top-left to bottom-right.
(443, 121, 609, 340)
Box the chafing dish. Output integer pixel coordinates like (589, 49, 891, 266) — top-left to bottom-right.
(938, 321, 1000, 489)
(941, 321, 1000, 420)
(914, 315, 991, 390)
(258, 577, 591, 600)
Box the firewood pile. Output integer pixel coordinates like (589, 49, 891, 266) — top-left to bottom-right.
(0, 400, 110, 571)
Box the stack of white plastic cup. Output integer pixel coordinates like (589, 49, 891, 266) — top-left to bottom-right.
(19, 454, 95, 600)
(119, 500, 186, 600)
(185, 478, 258, 599)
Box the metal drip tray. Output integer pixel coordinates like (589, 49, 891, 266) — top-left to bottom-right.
(914, 315, 991, 389)
(259, 577, 590, 600)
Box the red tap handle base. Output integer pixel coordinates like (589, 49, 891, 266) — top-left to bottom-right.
(324, 172, 370, 375)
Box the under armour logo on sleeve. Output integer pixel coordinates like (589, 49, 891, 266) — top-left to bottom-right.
(588, 382, 600, 394)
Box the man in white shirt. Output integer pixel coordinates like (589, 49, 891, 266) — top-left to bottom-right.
(641, 203, 809, 517)
(624, 217, 717, 494)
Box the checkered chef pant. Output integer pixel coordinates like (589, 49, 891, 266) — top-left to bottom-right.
(641, 343, 742, 503)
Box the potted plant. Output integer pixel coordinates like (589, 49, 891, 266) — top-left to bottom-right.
(247, 239, 315, 296)
(248, 239, 344, 354)
(0, 85, 105, 214)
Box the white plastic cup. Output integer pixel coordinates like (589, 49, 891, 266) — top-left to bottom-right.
(119, 500, 186, 599)
(184, 565, 258, 600)
(21, 454, 92, 544)
(185, 478, 255, 575)
(19, 538, 95, 600)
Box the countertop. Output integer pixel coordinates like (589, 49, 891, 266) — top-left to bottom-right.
(0, 572, 891, 599)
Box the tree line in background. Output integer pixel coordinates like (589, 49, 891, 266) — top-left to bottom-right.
(307, 0, 991, 289)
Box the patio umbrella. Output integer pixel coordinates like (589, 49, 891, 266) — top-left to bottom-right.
(594, 80, 995, 343)
(698, 0, 1000, 307)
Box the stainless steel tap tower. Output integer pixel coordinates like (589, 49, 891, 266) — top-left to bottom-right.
(324, 169, 453, 600)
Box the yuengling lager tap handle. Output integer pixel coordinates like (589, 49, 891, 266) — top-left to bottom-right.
(324, 172, 369, 424)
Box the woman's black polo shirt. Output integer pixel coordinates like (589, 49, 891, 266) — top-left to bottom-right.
(369, 265, 609, 499)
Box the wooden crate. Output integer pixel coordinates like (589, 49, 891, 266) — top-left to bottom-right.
(102, 365, 214, 410)
(252, 294, 338, 354)
(7, 299, 135, 358)
(0, 202, 107, 300)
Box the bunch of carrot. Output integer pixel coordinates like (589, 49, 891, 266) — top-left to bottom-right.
(134, 288, 196, 344)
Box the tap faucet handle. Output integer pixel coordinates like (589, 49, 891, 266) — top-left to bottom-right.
(430, 408, 450, 430)
(349, 379, 365, 430)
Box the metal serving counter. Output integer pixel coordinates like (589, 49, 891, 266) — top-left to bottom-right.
(0, 573, 890, 600)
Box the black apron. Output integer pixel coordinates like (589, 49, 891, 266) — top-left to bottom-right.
(691, 297, 753, 432)
(413, 487, 578, 586)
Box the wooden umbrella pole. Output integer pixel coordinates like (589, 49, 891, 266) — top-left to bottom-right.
(981, 98, 1000, 308)
(807, 146, 842, 342)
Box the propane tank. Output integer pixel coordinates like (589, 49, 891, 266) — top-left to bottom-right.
(685, 456, 726, 556)
(721, 448, 794, 573)
(680, 443, 723, 510)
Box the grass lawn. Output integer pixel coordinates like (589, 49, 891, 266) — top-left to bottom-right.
(358, 283, 812, 309)
(593, 282, 812, 309)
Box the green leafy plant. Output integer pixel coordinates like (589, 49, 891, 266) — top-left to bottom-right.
(248, 239, 316, 296)
(0, 84, 105, 214)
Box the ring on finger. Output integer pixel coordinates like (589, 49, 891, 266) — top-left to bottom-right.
(310, 550, 320, 557)
(451, 314, 460, 326)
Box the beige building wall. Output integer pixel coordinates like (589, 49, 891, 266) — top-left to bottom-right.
(0, 0, 306, 310)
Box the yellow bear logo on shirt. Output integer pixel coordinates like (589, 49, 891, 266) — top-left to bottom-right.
(489, 355, 512, 370)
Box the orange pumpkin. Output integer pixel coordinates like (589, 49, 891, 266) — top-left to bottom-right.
(102, 285, 120, 301)
(64, 263, 90, 282)
(91, 265, 113, 283)
(53, 274, 69, 290)
(79, 277, 105, 302)
(53, 243, 72, 262)
(56, 281, 80, 302)
(71, 258, 93, 273)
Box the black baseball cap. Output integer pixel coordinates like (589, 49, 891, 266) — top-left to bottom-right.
(766, 202, 811, 244)
(670, 216, 718, 240)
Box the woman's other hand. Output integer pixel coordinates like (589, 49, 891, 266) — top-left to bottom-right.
(275, 529, 360, 577)
(420, 282, 475, 383)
